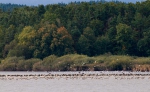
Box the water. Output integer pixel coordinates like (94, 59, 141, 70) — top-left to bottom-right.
(0, 71, 150, 92)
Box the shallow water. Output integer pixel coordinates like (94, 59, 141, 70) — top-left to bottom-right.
(0, 71, 150, 92)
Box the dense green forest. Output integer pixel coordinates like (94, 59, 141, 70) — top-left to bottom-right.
(0, 3, 26, 11)
(0, 0, 150, 71)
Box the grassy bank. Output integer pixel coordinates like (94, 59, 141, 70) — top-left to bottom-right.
(0, 54, 150, 71)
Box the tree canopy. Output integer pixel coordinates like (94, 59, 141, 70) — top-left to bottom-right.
(0, 0, 150, 59)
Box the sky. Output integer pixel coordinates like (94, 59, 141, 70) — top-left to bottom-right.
(0, 0, 143, 6)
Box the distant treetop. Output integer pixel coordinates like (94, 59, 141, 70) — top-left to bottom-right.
(0, 3, 26, 12)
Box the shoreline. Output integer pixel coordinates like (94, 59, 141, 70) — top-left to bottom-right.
(0, 71, 150, 80)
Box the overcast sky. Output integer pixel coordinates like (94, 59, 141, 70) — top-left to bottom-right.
(0, 0, 143, 6)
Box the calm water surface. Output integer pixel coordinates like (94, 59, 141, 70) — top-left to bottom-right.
(0, 71, 150, 92)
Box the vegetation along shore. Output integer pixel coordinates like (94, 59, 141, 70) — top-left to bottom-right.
(0, 54, 150, 71)
(0, 0, 150, 71)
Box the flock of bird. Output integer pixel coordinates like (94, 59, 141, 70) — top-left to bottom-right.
(0, 71, 150, 80)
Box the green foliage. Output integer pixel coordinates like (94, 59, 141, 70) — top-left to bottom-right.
(43, 11, 58, 24)
(38, 5, 46, 16)
(132, 57, 150, 65)
(88, 19, 104, 36)
(24, 58, 42, 71)
(50, 26, 74, 56)
(137, 30, 150, 56)
(18, 26, 36, 46)
(50, 54, 95, 71)
(33, 24, 57, 59)
(1, 56, 24, 71)
(83, 27, 95, 42)
(116, 23, 136, 54)
(1, 54, 150, 71)
(94, 36, 110, 55)
(0, 26, 5, 57)
(1, 0, 150, 60)
(107, 58, 133, 70)
(0, 3, 25, 12)
(70, 27, 81, 40)
(77, 35, 90, 55)
(33, 55, 58, 71)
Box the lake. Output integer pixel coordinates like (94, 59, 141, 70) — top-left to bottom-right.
(0, 71, 150, 92)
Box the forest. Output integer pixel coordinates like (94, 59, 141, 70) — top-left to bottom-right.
(0, 0, 150, 71)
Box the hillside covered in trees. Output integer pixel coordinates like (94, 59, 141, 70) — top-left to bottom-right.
(0, 0, 150, 61)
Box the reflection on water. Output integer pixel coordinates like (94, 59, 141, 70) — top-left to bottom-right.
(0, 71, 150, 92)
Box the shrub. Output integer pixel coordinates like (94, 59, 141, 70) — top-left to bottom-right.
(1, 57, 25, 71)
(0, 65, 3, 71)
(2, 63, 16, 71)
(25, 58, 42, 71)
(52, 54, 74, 71)
(17, 60, 26, 71)
(108, 60, 123, 70)
(132, 57, 150, 65)
(32, 62, 43, 71)
(107, 56, 133, 71)
(2, 56, 25, 63)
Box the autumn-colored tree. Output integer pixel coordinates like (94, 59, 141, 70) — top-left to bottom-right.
(50, 26, 74, 56)
(0, 0, 150, 60)
(33, 24, 58, 59)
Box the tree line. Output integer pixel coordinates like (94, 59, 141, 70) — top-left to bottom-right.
(0, 3, 26, 11)
(0, 0, 150, 60)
